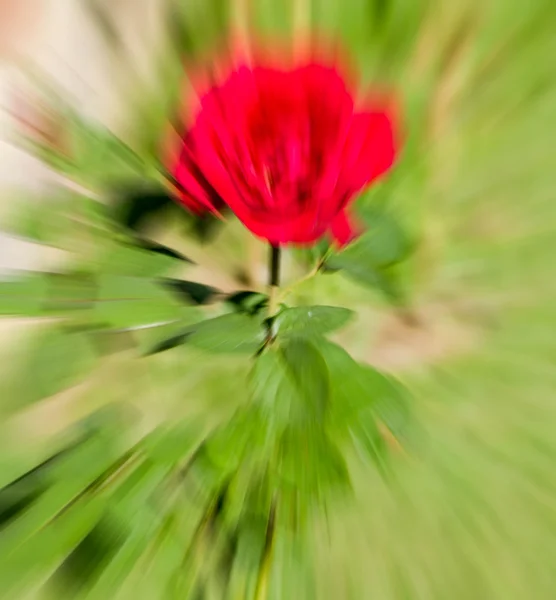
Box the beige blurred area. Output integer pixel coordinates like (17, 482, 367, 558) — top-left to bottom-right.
(0, 0, 165, 374)
(0, 0, 167, 445)
(0, 0, 165, 270)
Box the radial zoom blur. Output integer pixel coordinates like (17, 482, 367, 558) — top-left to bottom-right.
(1, 1, 556, 599)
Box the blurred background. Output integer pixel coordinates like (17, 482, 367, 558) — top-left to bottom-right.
(1, 0, 556, 598)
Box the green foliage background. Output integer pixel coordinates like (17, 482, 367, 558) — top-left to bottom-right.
(1, 0, 556, 598)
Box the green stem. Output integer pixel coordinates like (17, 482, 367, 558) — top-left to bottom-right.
(278, 245, 331, 303)
(279, 264, 319, 303)
(268, 245, 281, 317)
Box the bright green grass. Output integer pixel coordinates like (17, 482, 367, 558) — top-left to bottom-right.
(304, 1, 556, 597)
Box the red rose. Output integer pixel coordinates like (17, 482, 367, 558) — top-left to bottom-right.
(169, 60, 397, 246)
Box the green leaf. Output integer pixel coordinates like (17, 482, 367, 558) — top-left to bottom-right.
(340, 262, 405, 304)
(10, 193, 110, 248)
(0, 463, 54, 528)
(233, 516, 268, 569)
(49, 512, 124, 597)
(250, 351, 292, 431)
(2, 495, 108, 598)
(45, 272, 97, 313)
(134, 239, 192, 263)
(359, 207, 412, 267)
(186, 446, 227, 503)
(89, 329, 137, 356)
(92, 276, 186, 330)
(144, 330, 192, 355)
(0, 273, 48, 317)
(319, 341, 409, 472)
(226, 467, 274, 528)
(0, 428, 140, 597)
(349, 407, 388, 475)
(135, 315, 202, 355)
(189, 213, 223, 242)
(2, 327, 97, 410)
(97, 240, 183, 278)
(279, 339, 329, 419)
(114, 187, 173, 234)
(136, 509, 190, 598)
(7, 195, 69, 245)
(250, 339, 329, 430)
(278, 429, 350, 504)
(293, 238, 331, 272)
(26, 108, 145, 188)
(226, 291, 268, 315)
(162, 278, 221, 305)
(326, 207, 411, 302)
(0, 433, 120, 561)
(358, 364, 411, 440)
(205, 411, 262, 474)
(186, 313, 265, 354)
(51, 461, 167, 598)
(106, 460, 170, 521)
(0, 271, 99, 318)
(0, 446, 111, 598)
(87, 505, 161, 599)
(143, 422, 200, 467)
(274, 305, 354, 338)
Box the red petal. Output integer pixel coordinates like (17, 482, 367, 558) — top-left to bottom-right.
(340, 111, 396, 197)
(331, 211, 358, 247)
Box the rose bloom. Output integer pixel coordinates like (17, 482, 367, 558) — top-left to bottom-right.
(168, 56, 397, 246)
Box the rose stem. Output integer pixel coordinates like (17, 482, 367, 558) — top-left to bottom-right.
(269, 245, 281, 288)
(268, 244, 281, 317)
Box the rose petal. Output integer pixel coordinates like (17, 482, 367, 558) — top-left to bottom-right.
(331, 210, 358, 247)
